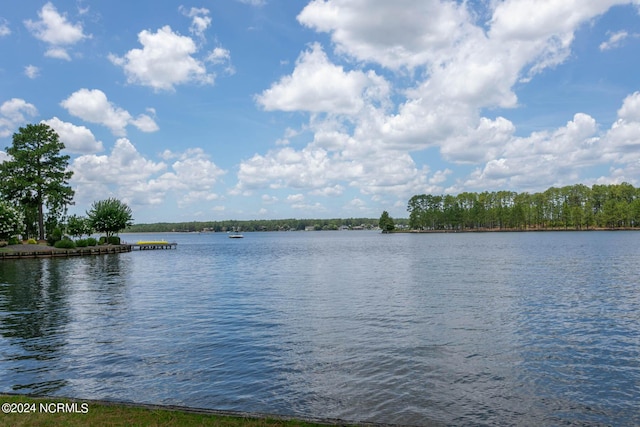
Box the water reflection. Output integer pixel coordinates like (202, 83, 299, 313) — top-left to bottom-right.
(0, 259, 71, 393)
(0, 254, 132, 395)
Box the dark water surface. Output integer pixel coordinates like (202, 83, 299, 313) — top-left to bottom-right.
(1, 231, 639, 425)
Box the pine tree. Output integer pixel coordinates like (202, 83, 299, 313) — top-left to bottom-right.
(0, 123, 74, 240)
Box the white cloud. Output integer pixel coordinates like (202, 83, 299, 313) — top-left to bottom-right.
(600, 30, 629, 50)
(0, 98, 38, 138)
(60, 88, 158, 136)
(179, 6, 211, 39)
(344, 198, 366, 211)
(207, 46, 235, 75)
(72, 143, 226, 209)
(459, 112, 607, 192)
(24, 65, 40, 79)
(603, 92, 640, 162)
(256, 43, 389, 114)
(236, 0, 266, 6)
(24, 2, 89, 60)
(249, 0, 640, 207)
(298, 0, 474, 70)
(42, 117, 103, 154)
(71, 138, 166, 205)
(207, 47, 230, 63)
(286, 193, 305, 203)
(0, 18, 10, 37)
(109, 25, 214, 91)
(261, 194, 278, 204)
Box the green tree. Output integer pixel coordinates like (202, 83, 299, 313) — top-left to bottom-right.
(86, 198, 133, 240)
(0, 201, 24, 240)
(0, 123, 74, 240)
(67, 214, 93, 238)
(379, 210, 395, 233)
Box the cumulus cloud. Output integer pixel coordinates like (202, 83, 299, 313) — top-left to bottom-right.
(72, 138, 166, 205)
(298, 0, 474, 70)
(24, 2, 89, 60)
(248, 0, 640, 208)
(0, 98, 38, 138)
(72, 143, 225, 208)
(42, 117, 104, 154)
(603, 92, 640, 162)
(60, 88, 158, 136)
(109, 25, 214, 91)
(256, 43, 389, 114)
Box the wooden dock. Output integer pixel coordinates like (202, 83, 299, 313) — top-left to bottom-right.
(0, 245, 132, 260)
(131, 242, 177, 250)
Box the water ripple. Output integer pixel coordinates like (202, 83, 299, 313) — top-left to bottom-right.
(1, 231, 639, 425)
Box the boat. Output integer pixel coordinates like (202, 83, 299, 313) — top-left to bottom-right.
(228, 229, 244, 238)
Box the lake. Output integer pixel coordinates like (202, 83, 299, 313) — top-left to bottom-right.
(1, 231, 639, 425)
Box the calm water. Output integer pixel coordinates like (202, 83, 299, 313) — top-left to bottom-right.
(1, 231, 639, 426)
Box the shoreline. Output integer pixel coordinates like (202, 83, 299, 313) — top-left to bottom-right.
(0, 243, 132, 260)
(0, 393, 441, 427)
(391, 227, 640, 233)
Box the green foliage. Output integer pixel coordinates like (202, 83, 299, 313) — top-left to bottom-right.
(27, 238, 37, 244)
(47, 227, 63, 246)
(379, 211, 396, 232)
(87, 198, 133, 239)
(8, 237, 20, 245)
(86, 237, 98, 246)
(99, 236, 107, 245)
(0, 201, 24, 240)
(126, 217, 407, 233)
(407, 183, 640, 231)
(75, 239, 88, 247)
(67, 214, 93, 238)
(54, 238, 76, 249)
(108, 236, 121, 245)
(0, 123, 74, 240)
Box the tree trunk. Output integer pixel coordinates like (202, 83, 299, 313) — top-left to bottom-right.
(38, 202, 45, 241)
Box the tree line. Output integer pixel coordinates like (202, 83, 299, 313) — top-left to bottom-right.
(126, 217, 409, 233)
(407, 183, 640, 231)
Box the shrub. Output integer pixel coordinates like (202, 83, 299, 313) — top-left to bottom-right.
(108, 236, 121, 245)
(27, 238, 37, 244)
(75, 239, 88, 247)
(0, 201, 24, 240)
(99, 236, 107, 245)
(8, 237, 20, 245)
(47, 227, 63, 246)
(54, 239, 76, 249)
(86, 237, 97, 246)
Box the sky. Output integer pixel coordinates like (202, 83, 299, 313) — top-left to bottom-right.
(1, 1, 640, 223)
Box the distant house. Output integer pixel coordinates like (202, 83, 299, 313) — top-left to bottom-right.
(305, 226, 315, 231)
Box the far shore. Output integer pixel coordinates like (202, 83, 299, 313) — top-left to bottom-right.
(390, 226, 640, 233)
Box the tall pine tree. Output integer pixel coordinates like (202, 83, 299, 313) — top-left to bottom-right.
(0, 123, 74, 240)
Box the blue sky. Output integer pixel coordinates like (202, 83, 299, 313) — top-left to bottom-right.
(1, 1, 639, 223)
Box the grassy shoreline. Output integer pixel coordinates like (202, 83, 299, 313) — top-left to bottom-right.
(0, 394, 429, 427)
